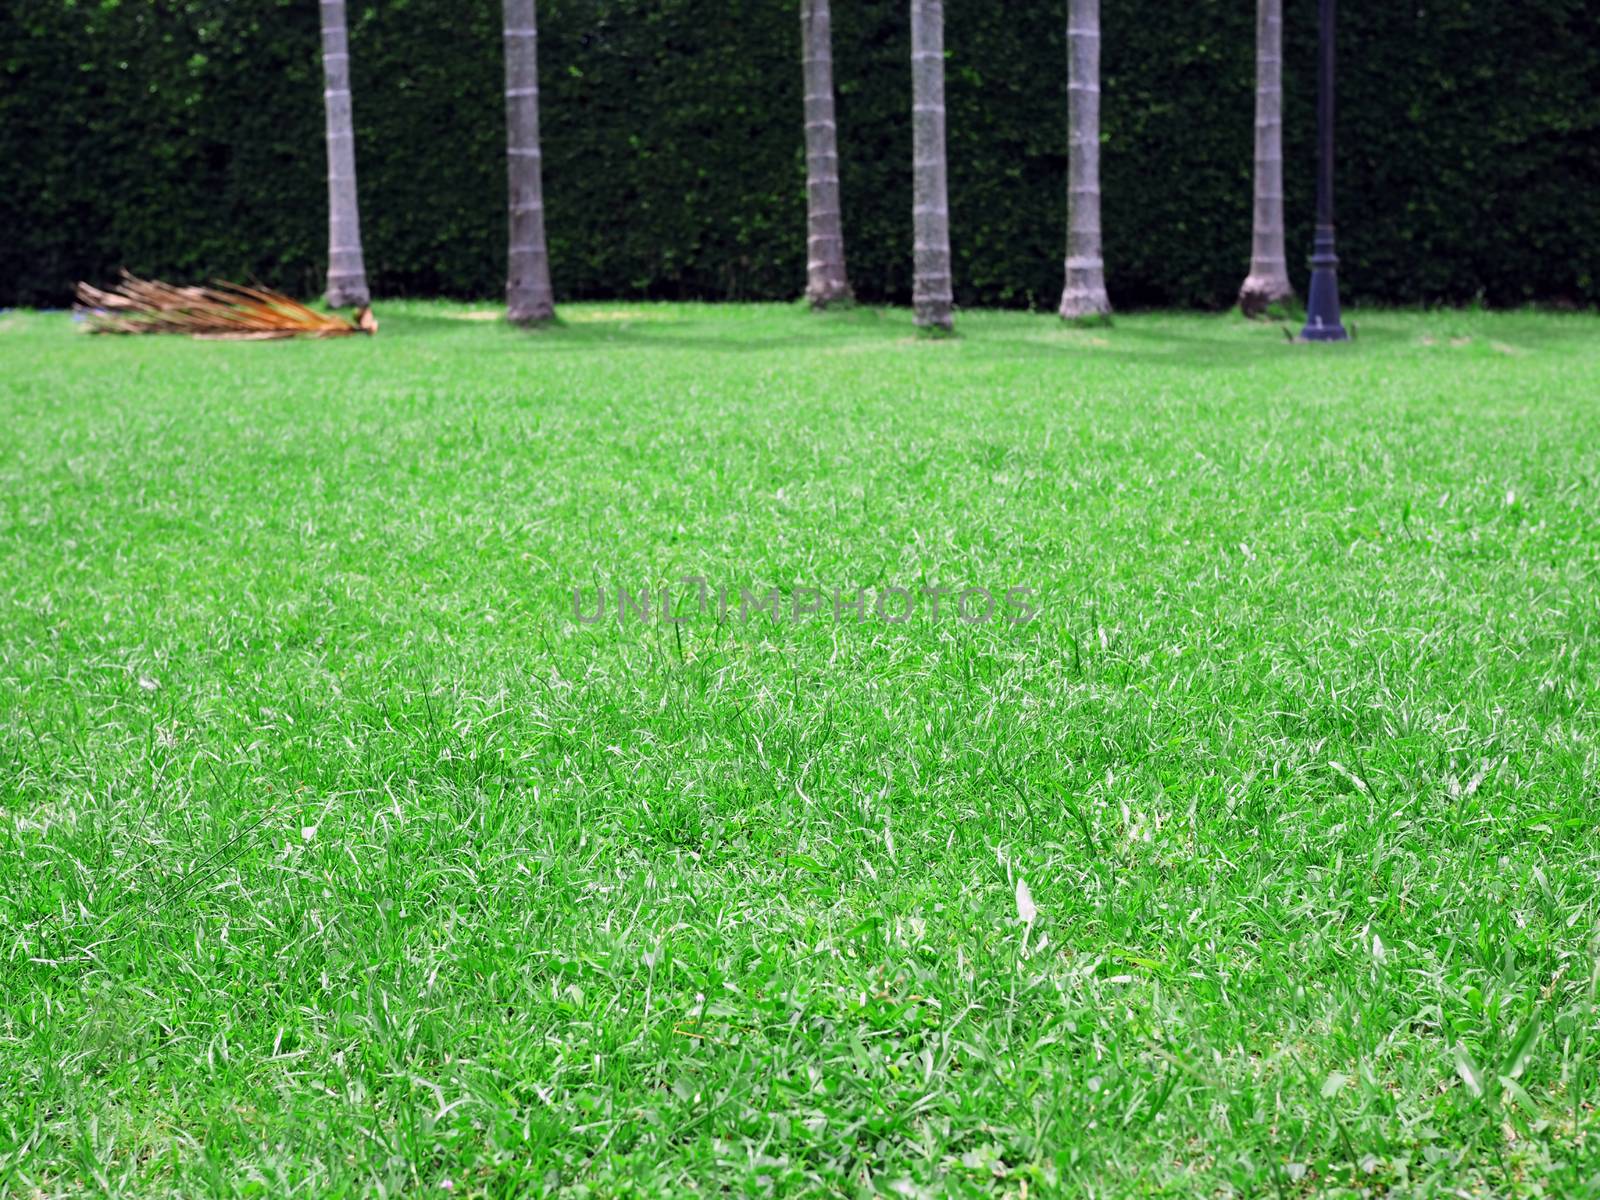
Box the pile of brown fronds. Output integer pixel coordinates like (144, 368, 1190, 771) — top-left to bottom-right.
(74, 273, 376, 339)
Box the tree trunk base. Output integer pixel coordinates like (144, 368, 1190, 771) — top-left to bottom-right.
(1238, 275, 1295, 318)
(326, 276, 370, 309)
(508, 304, 557, 326)
(1058, 289, 1111, 321)
(806, 282, 855, 311)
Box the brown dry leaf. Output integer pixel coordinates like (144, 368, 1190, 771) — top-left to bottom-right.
(74, 272, 373, 339)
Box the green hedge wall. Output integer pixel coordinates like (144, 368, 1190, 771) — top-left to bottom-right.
(4, 0, 1598, 309)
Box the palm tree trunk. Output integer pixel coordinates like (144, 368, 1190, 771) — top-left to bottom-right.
(320, 0, 369, 308)
(504, 0, 555, 324)
(911, 0, 953, 331)
(802, 0, 852, 309)
(1239, 0, 1294, 315)
(1059, 0, 1110, 320)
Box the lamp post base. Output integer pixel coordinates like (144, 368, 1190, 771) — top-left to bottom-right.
(1300, 225, 1348, 342)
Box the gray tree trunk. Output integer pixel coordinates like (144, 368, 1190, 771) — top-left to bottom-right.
(320, 0, 369, 308)
(504, 0, 555, 324)
(802, 0, 852, 308)
(1239, 0, 1294, 315)
(911, 0, 953, 330)
(1059, 0, 1110, 319)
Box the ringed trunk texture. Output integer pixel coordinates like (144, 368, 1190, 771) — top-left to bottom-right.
(504, 0, 555, 324)
(910, 0, 953, 330)
(1239, 0, 1294, 315)
(1059, 0, 1110, 319)
(320, 0, 369, 308)
(802, 0, 852, 308)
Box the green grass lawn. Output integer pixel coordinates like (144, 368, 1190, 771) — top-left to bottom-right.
(3, 302, 1599, 1197)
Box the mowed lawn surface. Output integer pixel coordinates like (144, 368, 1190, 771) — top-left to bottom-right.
(2, 303, 1599, 1197)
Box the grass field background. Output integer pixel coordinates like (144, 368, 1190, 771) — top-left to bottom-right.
(3, 303, 1599, 1196)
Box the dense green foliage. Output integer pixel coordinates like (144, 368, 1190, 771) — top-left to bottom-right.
(3, 0, 1598, 309)
(4, 304, 1600, 1193)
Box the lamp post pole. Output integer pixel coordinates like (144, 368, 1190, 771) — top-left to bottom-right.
(1301, 0, 1348, 341)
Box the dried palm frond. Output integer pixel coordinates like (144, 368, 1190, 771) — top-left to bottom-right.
(74, 272, 377, 339)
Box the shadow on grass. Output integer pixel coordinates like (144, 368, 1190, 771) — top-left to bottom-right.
(382, 305, 910, 356)
(371, 305, 1599, 367)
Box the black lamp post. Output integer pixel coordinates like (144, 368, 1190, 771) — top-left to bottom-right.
(1301, 0, 1348, 341)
